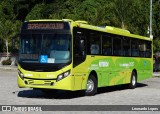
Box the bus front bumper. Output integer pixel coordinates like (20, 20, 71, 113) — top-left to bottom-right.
(17, 74, 75, 91)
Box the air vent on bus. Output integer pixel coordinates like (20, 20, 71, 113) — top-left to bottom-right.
(62, 19, 73, 22)
(75, 20, 88, 24)
(106, 26, 130, 34)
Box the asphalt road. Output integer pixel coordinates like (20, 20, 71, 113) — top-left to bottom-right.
(0, 70, 160, 113)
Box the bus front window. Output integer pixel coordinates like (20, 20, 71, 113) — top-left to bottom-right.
(19, 34, 71, 64)
(47, 34, 71, 63)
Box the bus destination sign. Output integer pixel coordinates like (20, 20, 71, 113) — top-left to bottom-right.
(27, 23, 64, 30)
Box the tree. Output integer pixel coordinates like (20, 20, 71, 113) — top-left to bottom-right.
(0, 20, 12, 57)
(25, 3, 46, 20)
(0, 0, 160, 53)
(110, 0, 132, 29)
(0, 0, 22, 54)
(153, 0, 160, 38)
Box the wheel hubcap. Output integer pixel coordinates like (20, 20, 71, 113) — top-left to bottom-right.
(132, 75, 136, 86)
(86, 79, 94, 92)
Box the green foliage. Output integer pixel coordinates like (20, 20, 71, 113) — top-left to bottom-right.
(0, 19, 21, 53)
(26, 3, 46, 20)
(153, 0, 160, 38)
(0, 0, 15, 21)
(0, 0, 22, 53)
(0, 0, 160, 52)
(2, 58, 12, 65)
(153, 38, 160, 53)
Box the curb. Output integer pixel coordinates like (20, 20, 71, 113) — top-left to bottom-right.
(0, 65, 17, 71)
(153, 72, 160, 77)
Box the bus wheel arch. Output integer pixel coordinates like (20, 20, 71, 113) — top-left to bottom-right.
(89, 71, 98, 81)
(129, 69, 137, 89)
(133, 69, 137, 77)
(85, 71, 98, 96)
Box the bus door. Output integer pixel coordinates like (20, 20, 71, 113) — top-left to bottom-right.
(73, 27, 87, 90)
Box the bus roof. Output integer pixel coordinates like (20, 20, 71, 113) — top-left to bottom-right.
(28, 19, 73, 22)
(73, 21, 151, 41)
(27, 19, 151, 41)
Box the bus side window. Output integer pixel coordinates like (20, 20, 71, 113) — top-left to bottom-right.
(139, 40, 146, 57)
(113, 37, 122, 56)
(131, 39, 139, 57)
(90, 44, 99, 54)
(139, 40, 152, 58)
(122, 37, 131, 56)
(87, 30, 101, 55)
(102, 35, 112, 56)
(145, 41, 152, 58)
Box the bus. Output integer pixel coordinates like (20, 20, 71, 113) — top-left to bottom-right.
(18, 19, 153, 96)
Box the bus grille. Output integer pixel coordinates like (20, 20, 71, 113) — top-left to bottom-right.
(25, 80, 54, 86)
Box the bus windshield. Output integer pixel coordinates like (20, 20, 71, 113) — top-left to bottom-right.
(19, 33, 71, 64)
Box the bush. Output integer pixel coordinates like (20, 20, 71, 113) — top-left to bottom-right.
(2, 58, 12, 65)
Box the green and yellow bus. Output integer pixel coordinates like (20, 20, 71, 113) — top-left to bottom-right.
(18, 19, 153, 96)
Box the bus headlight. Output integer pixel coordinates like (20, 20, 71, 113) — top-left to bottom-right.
(18, 69, 24, 80)
(57, 74, 63, 81)
(57, 70, 70, 82)
(64, 71, 70, 77)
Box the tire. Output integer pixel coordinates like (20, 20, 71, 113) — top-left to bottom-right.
(85, 75, 97, 96)
(129, 71, 137, 89)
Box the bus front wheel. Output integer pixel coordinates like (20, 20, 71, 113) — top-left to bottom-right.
(85, 75, 97, 96)
(129, 71, 137, 89)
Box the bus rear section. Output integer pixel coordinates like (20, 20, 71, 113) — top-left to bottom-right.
(72, 24, 153, 96)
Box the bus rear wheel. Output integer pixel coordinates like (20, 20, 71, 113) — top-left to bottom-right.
(129, 71, 137, 89)
(85, 75, 97, 96)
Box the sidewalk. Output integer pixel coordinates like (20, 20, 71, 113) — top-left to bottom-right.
(0, 65, 17, 71)
(153, 72, 160, 77)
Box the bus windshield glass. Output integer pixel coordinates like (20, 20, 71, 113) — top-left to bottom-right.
(19, 22, 71, 64)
